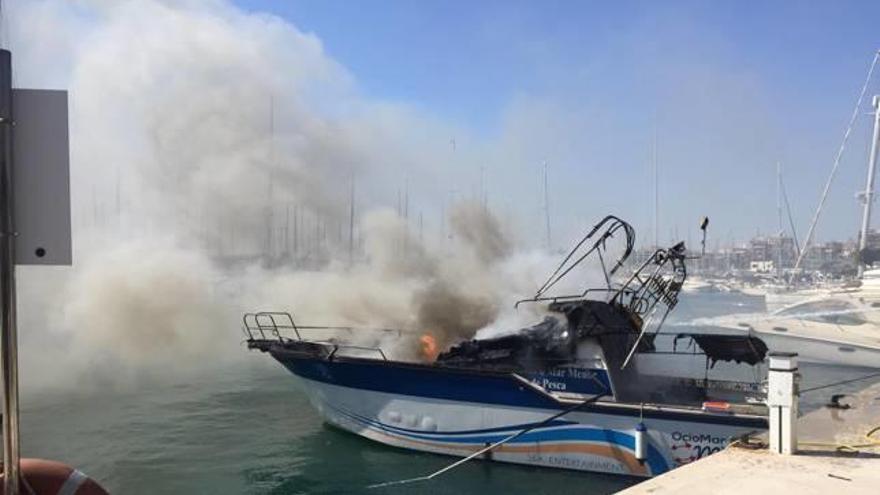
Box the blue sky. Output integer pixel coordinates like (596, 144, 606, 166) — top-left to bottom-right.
(235, 0, 880, 247)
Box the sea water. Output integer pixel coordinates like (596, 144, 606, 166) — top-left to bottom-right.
(17, 292, 877, 494)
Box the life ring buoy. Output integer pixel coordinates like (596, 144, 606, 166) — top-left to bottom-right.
(1, 458, 109, 494)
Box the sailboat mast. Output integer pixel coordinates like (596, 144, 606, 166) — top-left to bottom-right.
(266, 94, 275, 259)
(794, 51, 879, 275)
(653, 130, 658, 248)
(348, 173, 355, 265)
(777, 163, 783, 234)
(858, 95, 880, 277)
(777, 162, 783, 279)
(543, 161, 551, 250)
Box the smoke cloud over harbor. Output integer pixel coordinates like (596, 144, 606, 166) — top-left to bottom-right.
(5, 0, 817, 391)
(6, 0, 563, 389)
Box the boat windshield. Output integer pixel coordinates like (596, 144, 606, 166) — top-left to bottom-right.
(776, 299, 867, 326)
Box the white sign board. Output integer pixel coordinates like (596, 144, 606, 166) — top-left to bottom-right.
(11, 89, 71, 265)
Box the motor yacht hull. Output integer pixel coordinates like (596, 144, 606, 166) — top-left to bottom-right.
(273, 350, 766, 478)
(243, 216, 770, 479)
(749, 330, 880, 368)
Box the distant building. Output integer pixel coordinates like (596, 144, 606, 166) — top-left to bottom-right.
(750, 260, 774, 273)
(746, 235, 797, 271)
(627, 230, 866, 280)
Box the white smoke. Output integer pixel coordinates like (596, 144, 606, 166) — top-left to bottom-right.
(6, 0, 575, 389)
(62, 241, 228, 366)
(240, 204, 550, 360)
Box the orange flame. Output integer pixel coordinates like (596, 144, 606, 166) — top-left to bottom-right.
(420, 334, 439, 362)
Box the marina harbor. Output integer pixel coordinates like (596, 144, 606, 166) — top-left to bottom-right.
(2, 1, 880, 494)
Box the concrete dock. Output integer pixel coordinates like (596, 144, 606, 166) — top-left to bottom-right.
(619, 381, 880, 494)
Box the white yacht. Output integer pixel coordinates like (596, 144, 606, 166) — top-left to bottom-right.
(709, 293, 880, 368)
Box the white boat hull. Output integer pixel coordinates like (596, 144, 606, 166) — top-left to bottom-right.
(752, 330, 880, 368)
(281, 355, 765, 478)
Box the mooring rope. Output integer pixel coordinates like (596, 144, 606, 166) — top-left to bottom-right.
(800, 369, 880, 394)
(798, 371, 880, 453)
(367, 390, 609, 489)
(799, 425, 880, 452)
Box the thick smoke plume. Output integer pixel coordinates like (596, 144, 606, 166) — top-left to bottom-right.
(411, 202, 512, 352)
(7, 0, 561, 389)
(244, 203, 530, 361)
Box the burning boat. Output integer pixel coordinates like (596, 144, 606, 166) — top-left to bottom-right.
(243, 216, 769, 477)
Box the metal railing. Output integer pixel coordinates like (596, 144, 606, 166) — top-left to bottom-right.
(327, 344, 388, 361)
(514, 288, 625, 308)
(243, 311, 299, 340)
(242, 311, 399, 361)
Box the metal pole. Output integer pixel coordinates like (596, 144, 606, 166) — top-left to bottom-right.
(0, 48, 20, 495)
(858, 96, 880, 277)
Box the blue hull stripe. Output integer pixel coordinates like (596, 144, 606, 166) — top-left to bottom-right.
(331, 403, 670, 475)
(340, 406, 571, 441)
(275, 350, 562, 409)
(271, 350, 767, 429)
(355, 416, 577, 437)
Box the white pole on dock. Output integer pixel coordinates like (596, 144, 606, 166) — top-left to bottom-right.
(767, 352, 799, 455)
(857, 95, 880, 277)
